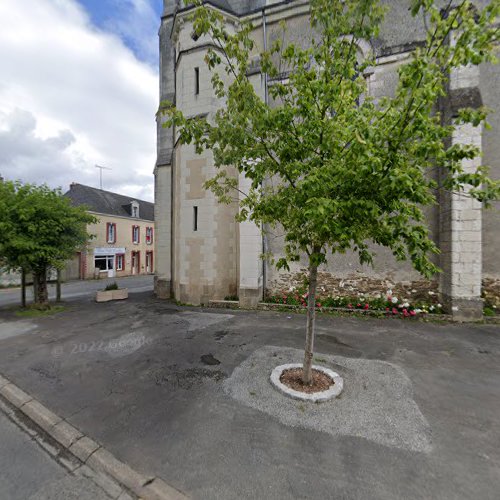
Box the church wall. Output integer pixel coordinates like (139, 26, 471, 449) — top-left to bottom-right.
(480, 57, 500, 280)
(170, 25, 239, 304)
(157, 0, 500, 311)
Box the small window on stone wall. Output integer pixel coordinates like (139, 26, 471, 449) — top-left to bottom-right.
(193, 206, 198, 231)
(194, 67, 200, 95)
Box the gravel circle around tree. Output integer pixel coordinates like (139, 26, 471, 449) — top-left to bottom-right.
(224, 346, 432, 453)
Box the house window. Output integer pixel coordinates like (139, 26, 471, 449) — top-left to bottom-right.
(193, 206, 198, 231)
(106, 223, 116, 243)
(95, 255, 114, 272)
(146, 227, 153, 245)
(132, 225, 140, 244)
(115, 254, 124, 271)
(194, 67, 200, 95)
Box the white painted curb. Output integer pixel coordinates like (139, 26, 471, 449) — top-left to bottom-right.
(270, 363, 344, 402)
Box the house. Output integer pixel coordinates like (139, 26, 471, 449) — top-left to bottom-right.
(154, 0, 500, 320)
(64, 183, 155, 279)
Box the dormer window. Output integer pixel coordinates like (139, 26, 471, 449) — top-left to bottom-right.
(130, 201, 139, 218)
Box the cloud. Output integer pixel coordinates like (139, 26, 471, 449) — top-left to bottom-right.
(104, 0, 161, 67)
(0, 0, 158, 201)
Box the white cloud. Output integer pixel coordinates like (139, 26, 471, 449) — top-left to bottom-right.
(105, 0, 160, 66)
(0, 0, 158, 201)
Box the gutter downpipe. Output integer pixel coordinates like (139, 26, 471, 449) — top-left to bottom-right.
(261, 6, 268, 302)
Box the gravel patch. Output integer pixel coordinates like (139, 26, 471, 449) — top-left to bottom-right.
(223, 345, 432, 453)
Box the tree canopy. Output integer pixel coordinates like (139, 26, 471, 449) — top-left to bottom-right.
(0, 180, 96, 304)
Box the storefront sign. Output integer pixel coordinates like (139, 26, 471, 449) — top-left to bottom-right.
(94, 247, 125, 256)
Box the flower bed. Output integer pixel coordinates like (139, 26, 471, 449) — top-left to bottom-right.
(266, 287, 444, 318)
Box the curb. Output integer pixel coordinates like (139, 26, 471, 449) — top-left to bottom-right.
(0, 373, 188, 500)
(270, 363, 344, 402)
(208, 299, 453, 320)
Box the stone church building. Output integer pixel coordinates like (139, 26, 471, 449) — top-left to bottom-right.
(154, 0, 499, 320)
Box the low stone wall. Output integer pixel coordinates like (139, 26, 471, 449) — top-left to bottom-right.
(267, 270, 439, 303)
(483, 278, 500, 307)
(267, 270, 500, 306)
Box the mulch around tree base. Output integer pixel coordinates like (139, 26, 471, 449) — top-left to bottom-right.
(280, 367, 334, 394)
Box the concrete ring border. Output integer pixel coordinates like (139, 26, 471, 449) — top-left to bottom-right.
(270, 363, 344, 402)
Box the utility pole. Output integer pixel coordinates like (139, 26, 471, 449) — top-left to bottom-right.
(95, 165, 112, 190)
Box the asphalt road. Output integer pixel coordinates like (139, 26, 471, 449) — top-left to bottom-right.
(0, 293, 499, 499)
(0, 275, 154, 308)
(0, 403, 110, 500)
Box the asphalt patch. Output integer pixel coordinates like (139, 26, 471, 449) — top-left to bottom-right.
(201, 354, 221, 365)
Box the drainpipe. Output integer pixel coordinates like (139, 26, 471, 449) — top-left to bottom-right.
(261, 7, 268, 302)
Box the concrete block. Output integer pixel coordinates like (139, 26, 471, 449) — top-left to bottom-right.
(21, 400, 62, 432)
(0, 383, 32, 407)
(140, 478, 188, 500)
(50, 420, 83, 448)
(78, 464, 124, 499)
(69, 436, 101, 462)
(87, 448, 152, 493)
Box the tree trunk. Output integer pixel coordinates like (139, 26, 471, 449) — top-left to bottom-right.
(302, 261, 318, 385)
(33, 268, 49, 307)
(56, 269, 62, 302)
(21, 268, 26, 308)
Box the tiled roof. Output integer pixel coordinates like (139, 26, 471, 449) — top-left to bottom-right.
(64, 183, 154, 221)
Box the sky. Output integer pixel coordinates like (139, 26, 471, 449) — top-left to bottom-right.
(0, 0, 164, 202)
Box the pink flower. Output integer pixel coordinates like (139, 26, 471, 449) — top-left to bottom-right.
(410, 310, 416, 316)
(357, 303, 361, 308)
(392, 308, 398, 315)
(316, 302, 321, 308)
(364, 303, 369, 310)
(348, 304, 353, 309)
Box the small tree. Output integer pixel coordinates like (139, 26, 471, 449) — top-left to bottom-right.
(0, 181, 96, 307)
(164, 0, 500, 384)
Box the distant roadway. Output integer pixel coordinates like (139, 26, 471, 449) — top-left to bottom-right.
(0, 275, 154, 308)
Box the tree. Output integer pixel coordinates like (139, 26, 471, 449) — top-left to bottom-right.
(0, 181, 96, 307)
(164, 0, 500, 384)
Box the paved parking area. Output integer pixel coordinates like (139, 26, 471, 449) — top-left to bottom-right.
(0, 293, 499, 499)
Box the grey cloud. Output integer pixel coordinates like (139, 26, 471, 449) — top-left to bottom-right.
(0, 0, 157, 201)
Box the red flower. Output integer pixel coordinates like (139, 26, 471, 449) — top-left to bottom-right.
(348, 304, 353, 309)
(364, 303, 369, 310)
(385, 307, 390, 312)
(316, 302, 321, 308)
(392, 308, 398, 315)
(410, 310, 416, 317)
(357, 303, 361, 308)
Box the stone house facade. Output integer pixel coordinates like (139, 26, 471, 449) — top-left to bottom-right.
(65, 184, 155, 280)
(154, 0, 500, 320)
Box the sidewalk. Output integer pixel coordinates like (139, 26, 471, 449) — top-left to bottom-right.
(0, 292, 499, 499)
(0, 401, 111, 500)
